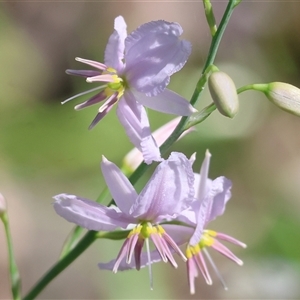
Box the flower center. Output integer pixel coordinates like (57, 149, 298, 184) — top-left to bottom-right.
(186, 230, 217, 258)
(104, 67, 125, 99)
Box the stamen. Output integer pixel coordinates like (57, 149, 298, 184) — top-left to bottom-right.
(203, 248, 228, 290)
(145, 238, 153, 290)
(61, 85, 106, 104)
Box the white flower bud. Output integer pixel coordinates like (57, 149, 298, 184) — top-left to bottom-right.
(0, 193, 7, 215)
(264, 82, 300, 116)
(208, 71, 239, 118)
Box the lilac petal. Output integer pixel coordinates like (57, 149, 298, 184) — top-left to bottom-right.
(133, 89, 197, 116)
(130, 152, 194, 221)
(66, 69, 102, 78)
(99, 249, 163, 271)
(74, 90, 107, 110)
(101, 156, 138, 215)
(205, 176, 232, 224)
(160, 224, 194, 246)
(116, 92, 161, 164)
(104, 16, 127, 73)
(75, 57, 107, 71)
(53, 193, 132, 231)
(124, 20, 191, 96)
(88, 93, 118, 129)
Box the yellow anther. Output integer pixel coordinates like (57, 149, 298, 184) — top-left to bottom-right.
(106, 67, 117, 73)
(127, 224, 142, 238)
(157, 225, 166, 235)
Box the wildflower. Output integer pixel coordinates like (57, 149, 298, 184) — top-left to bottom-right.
(109, 150, 246, 294)
(183, 150, 246, 294)
(123, 117, 195, 174)
(54, 152, 195, 289)
(64, 16, 196, 164)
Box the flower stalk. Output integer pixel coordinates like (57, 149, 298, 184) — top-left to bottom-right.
(0, 194, 21, 300)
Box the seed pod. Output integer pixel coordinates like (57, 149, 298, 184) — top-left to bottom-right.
(264, 82, 300, 116)
(208, 71, 239, 118)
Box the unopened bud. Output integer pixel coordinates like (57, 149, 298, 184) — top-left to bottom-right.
(208, 71, 239, 118)
(0, 193, 7, 215)
(261, 82, 300, 116)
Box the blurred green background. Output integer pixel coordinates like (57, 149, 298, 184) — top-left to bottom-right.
(1, 1, 300, 299)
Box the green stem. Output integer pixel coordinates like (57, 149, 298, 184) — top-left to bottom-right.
(1, 212, 21, 300)
(23, 230, 98, 300)
(23, 1, 240, 298)
(237, 83, 268, 94)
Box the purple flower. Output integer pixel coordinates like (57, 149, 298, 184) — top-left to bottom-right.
(182, 150, 246, 294)
(53, 152, 195, 288)
(110, 150, 246, 294)
(63, 16, 196, 164)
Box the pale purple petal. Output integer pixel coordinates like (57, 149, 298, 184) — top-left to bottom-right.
(205, 176, 232, 224)
(99, 249, 163, 271)
(162, 224, 194, 246)
(116, 92, 161, 164)
(101, 156, 138, 215)
(133, 89, 196, 116)
(104, 16, 127, 73)
(53, 193, 132, 231)
(130, 152, 194, 221)
(124, 20, 191, 96)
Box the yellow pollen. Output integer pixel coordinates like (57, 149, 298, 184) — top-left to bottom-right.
(127, 224, 142, 238)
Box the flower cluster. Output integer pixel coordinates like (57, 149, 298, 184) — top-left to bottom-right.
(55, 16, 245, 295)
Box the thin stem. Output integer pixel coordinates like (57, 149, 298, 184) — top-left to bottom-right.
(1, 213, 21, 300)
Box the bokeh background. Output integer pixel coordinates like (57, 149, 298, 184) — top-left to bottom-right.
(1, 1, 300, 299)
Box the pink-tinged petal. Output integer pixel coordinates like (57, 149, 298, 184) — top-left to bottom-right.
(194, 252, 212, 285)
(124, 20, 191, 96)
(88, 93, 118, 129)
(66, 69, 101, 78)
(112, 238, 129, 273)
(134, 237, 144, 270)
(74, 90, 107, 110)
(101, 156, 138, 215)
(187, 258, 198, 295)
(216, 233, 247, 248)
(99, 249, 163, 271)
(205, 176, 232, 224)
(117, 92, 161, 164)
(123, 117, 195, 172)
(53, 193, 132, 231)
(86, 74, 117, 83)
(134, 89, 197, 116)
(75, 57, 107, 71)
(211, 240, 244, 265)
(104, 16, 127, 73)
(130, 152, 194, 221)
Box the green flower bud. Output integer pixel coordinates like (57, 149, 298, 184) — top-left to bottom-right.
(263, 82, 300, 116)
(208, 71, 239, 118)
